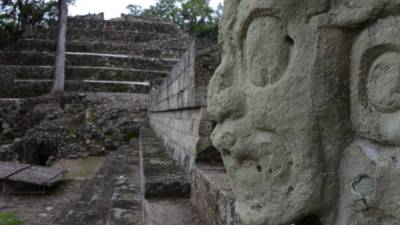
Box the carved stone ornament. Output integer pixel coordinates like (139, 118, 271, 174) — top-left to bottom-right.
(208, 1, 400, 224)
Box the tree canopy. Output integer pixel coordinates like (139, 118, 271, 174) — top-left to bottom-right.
(127, 0, 222, 39)
(0, 0, 74, 46)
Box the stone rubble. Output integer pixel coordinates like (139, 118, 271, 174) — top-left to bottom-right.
(0, 93, 148, 163)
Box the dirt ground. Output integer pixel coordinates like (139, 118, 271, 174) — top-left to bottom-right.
(0, 157, 104, 225)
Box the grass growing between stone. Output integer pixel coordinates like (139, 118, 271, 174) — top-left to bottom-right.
(0, 211, 22, 225)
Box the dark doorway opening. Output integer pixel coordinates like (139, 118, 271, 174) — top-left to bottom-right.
(19, 142, 59, 166)
(35, 142, 57, 166)
(196, 145, 224, 166)
(295, 215, 323, 225)
(38, 153, 51, 166)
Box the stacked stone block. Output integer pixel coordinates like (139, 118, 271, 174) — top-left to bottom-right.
(149, 41, 220, 171)
(0, 14, 192, 98)
(148, 40, 234, 224)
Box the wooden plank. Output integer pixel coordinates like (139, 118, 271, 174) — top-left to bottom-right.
(8, 166, 65, 186)
(0, 162, 31, 179)
(0, 162, 66, 187)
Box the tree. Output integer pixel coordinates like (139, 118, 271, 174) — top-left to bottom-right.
(52, 0, 68, 94)
(180, 0, 217, 38)
(142, 0, 182, 25)
(0, 0, 74, 46)
(128, 0, 222, 39)
(0, 0, 58, 31)
(126, 4, 142, 16)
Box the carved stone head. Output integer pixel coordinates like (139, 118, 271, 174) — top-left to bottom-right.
(208, 0, 400, 225)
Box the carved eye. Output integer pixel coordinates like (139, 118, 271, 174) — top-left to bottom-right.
(244, 16, 292, 87)
(367, 52, 400, 112)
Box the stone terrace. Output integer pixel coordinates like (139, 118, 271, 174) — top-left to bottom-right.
(0, 14, 235, 225)
(0, 15, 192, 98)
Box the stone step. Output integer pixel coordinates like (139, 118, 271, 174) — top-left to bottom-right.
(1, 80, 151, 98)
(53, 143, 143, 225)
(66, 17, 180, 34)
(0, 65, 167, 85)
(140, 127, 191, 199)
(0, 98, 21, 102)
(0, 51, 177, 71)
(23, 28, 185, 44)
(145, 199, 206, 225)
(192, 164, 237, 225)
(6, 38, 189, 58)
(25, 18, 181, 40)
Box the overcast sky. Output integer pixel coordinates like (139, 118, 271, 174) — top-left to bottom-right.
(69, 0, 223, 19)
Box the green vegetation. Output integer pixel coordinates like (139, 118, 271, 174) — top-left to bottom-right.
(127, 0, 222, 39)
(126, 4, 143, 16)
(0, 211, 22, 225)
(0, 0, 75, 46)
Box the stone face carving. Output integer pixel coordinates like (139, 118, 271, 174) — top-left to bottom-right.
(208, 0, 400, 225)
(351, 16, 400, 145)
(337, 15, 400, 225)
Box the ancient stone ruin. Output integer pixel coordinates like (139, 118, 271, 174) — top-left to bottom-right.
(208, 0, 400, 225)
(0, 14, 224, 225)
(0, 14, 190, 97)
(0, 1, 399, 224)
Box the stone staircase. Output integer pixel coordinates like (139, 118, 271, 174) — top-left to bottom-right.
(0, 16, 191, 98)
(53, 142, 143, 225)
(51, 126, 206, 225)
(14, 17, 188, 57)
(140, 126, 206, 225)
(0, 14, 216, 225)
(140, 127, 191, 199)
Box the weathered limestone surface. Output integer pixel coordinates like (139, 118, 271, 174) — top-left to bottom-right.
(148, 40, 239, 225)
(140, 126, 209, 225)
(208, 1, 400, 225)
(191, 163, 237, 225)
(149, 109, 206, 170)
(141, 125, 236, 225)
(53, 143, 143, 225)
(140, 127, 191, 199)
(149, 41, 220, 171)
(150, 42, 216, 111)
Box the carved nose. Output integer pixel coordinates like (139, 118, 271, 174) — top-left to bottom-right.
(208, 62, 247, 122)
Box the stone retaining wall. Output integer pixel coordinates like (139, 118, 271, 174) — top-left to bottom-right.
(148, 41, 220, 171)
(148, 41, 241, 225)
(191, 164, 240, 225)
(149, 109, 211, 170)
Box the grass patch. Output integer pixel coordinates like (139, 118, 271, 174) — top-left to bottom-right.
(0, 211, 22, 225)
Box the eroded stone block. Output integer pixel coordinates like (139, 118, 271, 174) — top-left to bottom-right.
(208, 1, 400, 225)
